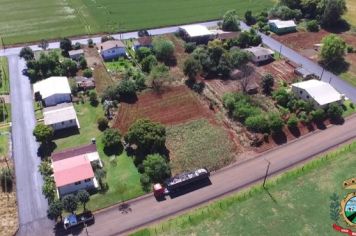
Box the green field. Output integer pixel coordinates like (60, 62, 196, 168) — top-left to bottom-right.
(133, 142, 356, 236)
(0, 0, 274, 45)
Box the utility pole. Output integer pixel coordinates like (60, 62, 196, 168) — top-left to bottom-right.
(279, 44, 283, 59)
(320, 67, 325, 80)
(263, 160, 271, 188)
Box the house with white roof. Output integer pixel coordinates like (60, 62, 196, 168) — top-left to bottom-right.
(43, 103, 80, 131)
(33, 76, 72, 107)
(178, 24, 213, 43)
(291, 80, 344, 108)
(268, 19, 297, 34)
(245, 46, 274, 64)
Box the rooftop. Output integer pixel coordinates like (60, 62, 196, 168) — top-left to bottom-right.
(43, 103, 79, 126)
(269, 19, 296, 28)
(33, 76, 71, 99)
(98, 40, 125, 51)
(52, 143, 97, 162)
(179, 24, 213, 37)
(134, 36, 152, 46)
(292, 79, 342, 106)
(52, 154, 94, 187)
(68, 49, 84, 56)
(245, 47, 274, 57)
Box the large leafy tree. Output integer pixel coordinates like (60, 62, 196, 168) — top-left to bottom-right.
(320, 0, 347, 27)
(152, 38, 175, 63)
(125, 119, 166, 156)
(142, 154, 171, 183)
(42, 177, 56, 202)
(268, 113, 284, 133)
(102, 128, 121, 149)
(320, 34, 346, 65)
(47, 200, 63, 222)
(19, 47, 34, 61)
(33, 124, 54, 143)
(59, 38, 72, 55)
(261, 74, 274, 95)
(62, 194, 78, 213)
(183, 57, 202, 81)
(76, 190, 90, 211)
(222, 10, 240, 31)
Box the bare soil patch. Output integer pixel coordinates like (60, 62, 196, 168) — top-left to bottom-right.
(255, 60, 297, 84)
(113, 85, 215, 133)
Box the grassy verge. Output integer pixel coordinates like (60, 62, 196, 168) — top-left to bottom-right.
(166, 119, 235, 175)
(340, 71, 356, 87)
(342, 100, 356, 117)
(0, 133, 8, 156)
(34, 102, 43, 121)
(54, 101, 144, 211)
(0, 57, 9, 94)
(0, 104, 11, 124)
(132, 141, 356, 236)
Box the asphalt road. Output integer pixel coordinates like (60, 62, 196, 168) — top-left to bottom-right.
(79, 115, 356, 236)
(8, 55, 52, 235)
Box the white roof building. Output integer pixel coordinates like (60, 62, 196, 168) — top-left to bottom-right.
(43, 103, 80, 130)
(245, 47, 274, 63)
(33, 77, 71, 99)
(292, 80, 344, 107)
(179, 24, 213, 37)
(268, 19, 296, 29)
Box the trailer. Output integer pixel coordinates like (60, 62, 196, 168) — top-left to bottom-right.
(63, 211, 94, 230)
(153, 168, 210, 198)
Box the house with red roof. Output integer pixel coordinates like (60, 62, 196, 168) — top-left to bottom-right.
(52, 144, 102, 196)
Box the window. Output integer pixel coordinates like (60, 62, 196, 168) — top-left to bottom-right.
(70, 120, 73, 123)
(74, 181, 81, 185)
(300, 91, 303, 94)
(84, 179, 91, 183)
(257, 56, 260, 59)
(306, 95, 310, 99)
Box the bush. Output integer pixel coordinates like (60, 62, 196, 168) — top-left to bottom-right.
(268, 113, 284, 133)
(33, 124, 54, 143)
(299, 111, 311, 124)
(97, 117, 109, 131)
(89, 90, 98, 105)
(83, 68, 93, 78)
(79, 56, 87, 69)
(184, 42, 197, 53)
(152, 38, 175, 62)
(327, 103, 343, 120)
(350, 102, 355, 109)
(73, 42, 81, 50)
(102, 128, 121, 150)
(0, 168, 13, 192)
(306, 20, 319, 32)
(183, 57, 202, 80)
(141, 55, 158, 73)
(347, 45, 354, 53)
(245, 115, 269, 133)
(88, 39, 94, 48)
(261, 74, 274, 95)
(273, 88, 291, 107)
(140, 173, 151, 191)
(222, 10, 240, 31)
(136, 47, 152, 62)
(311, 108, 325, 121)
(142, 154, 170, 183)
(38, 161, 53, 177)
(287, 114, 298, 128)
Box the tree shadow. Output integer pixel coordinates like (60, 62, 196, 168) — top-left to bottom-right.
(306, 123, 315, 132)
(103, 144, 123, 156)
(322, 20, 350, 34)
(119, 94, 138, 104)
(118, 202, 132, 214)
(271, 131, 287, 145)
(330, 117, 345, 125)
(53, 128, 80, 140)
(314, 120, 327, 130)
(323, 60, 350, 75)
(164, 57, 177, 67)
(288, 126, 301, 138)
(37, 141, 57, 159)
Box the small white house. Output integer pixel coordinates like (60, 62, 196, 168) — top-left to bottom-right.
(178, 24, 213, 43)
(268, 19, 297, 34)
(98, 40, 126, 61)
(292, 79, 344, 108)
(33, 76, 72, 107)
(245, 47, 274, 64)
(43, 103, 80, 131)
(68, 49, 84, 61)
(52, 154, 98, 196)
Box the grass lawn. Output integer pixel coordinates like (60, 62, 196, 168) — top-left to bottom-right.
(0, 133, 8, 157)
(0, 0, 274, 45)
(340, 71, 356, 87)
(342, 100, 356, 117)
(0, 104, 11, 124)
(54, 101, 144, 211)
(0, 57, 9, 94)
(345, 0, 356, 27)
(132, 142, 356, 236)
(166, 119, 235, 175)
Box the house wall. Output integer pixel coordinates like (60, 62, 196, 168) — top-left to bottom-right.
(251, 54, 271, 63)
(291, 86, 321, 108)
(58, 178, 96, 196)
(70, 53, 84, 61)
(101, 47, 126, 61)
(44, 94, 72, 107)
(50, 118, 78, 131)
(270, 24, 296, 34)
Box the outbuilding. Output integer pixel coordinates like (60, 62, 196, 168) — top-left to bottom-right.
(68, 49, 84, 61)
(178, 24, 214, 43)
(245, 46, 274, 64)
(98, 40, 126, 61)
(291, 79, 344, 108)
(33, 76, 72, 107)
(43, 103, 80, 131)
(75, 76, 95, 90)
(133, 36, 152, 51)
(268, 19, 297, 34)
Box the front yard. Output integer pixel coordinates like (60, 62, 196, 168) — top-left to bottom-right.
(0, 57, 9, 94)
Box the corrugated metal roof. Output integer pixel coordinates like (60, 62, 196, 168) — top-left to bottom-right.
(33, 76, 71, 99)
(43, 103, 77, 125)
(179, 24, 213, 37)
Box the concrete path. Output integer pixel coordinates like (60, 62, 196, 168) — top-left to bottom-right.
(8, 55, 52, 235)
(79, 115, 356, 236)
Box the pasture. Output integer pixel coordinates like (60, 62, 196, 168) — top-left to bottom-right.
(0, 0, 274, 45)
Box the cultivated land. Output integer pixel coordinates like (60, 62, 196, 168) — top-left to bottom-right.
(132, 142, 356, 236)
(345, 0, 356, 26)
(113, 86, 214, 133)
(0, 0, 274, 45)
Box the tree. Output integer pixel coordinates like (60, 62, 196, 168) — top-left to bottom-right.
(327, 103, 343, 120)
(94, 168, 107, 190)
(306, 20, 319, 32)
(269, 5, 302, 20)
(311, 108, 325, 121)
(329, 192, 340, 222)
(73, 42, 81, 50)
(268, 113, 284, 133)
(245, 115, 269, 133)
(79, 56, 87, 69)
(59, 38, 72, 55)
(261, 74, 274, 95)
(117, 78, 137, 98)
(273, 88, 291, 107)
(62, 58, 77, 76)
(229, 49, 250, 69)
(125, 119, 166, 156)
(39, 39, 49, 51)
(222, 10, 240, 31)
(142, 154, 171, 183)
(152, 38, 175, 62)
(47, 200, 63, 222)
(62, 194, 78, 213)
(183, 57, 202, 81)
(184, 42, 197, 53)
(0, 168, 13, 192)
(33, 124, 54, 143)
(320, 0, 347, 27)
(141, 55, 157, 73)
(42, 177, 56, 202)
(76, 190, 90, 211)
(149, 64, 171, 93)
(83, 68, 93, 78)
(320, 34, 346, 65)
(88, 39, 94, 48)
(136, 47, 152, 62)
(287, 114, 299, 128)
(38, 161, 53, 177)
(89, 90, 98, 105)
(245, 10, 256, 25)
(19, 47, 34, 61)
(97, 117, 109, 131)
(102, 128, 121, 149)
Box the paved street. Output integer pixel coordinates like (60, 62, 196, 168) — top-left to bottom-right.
(82, 115, 356, 236)
(8, 55, 52, 235)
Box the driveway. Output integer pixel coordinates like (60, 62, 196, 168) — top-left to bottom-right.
(8, 55, 52, 235)
(80, 115, 356, 236)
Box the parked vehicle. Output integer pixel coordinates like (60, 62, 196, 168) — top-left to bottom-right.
(153, 168, 210, 198)
(63, 211, 94, 230)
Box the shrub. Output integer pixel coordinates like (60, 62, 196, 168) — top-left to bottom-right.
(306, 20, 319, 32)
(261, 74, 274, 95)
(222, 10, 240, 31)
(350, 102, 355, 109)
(38, 161, 53, 177)
(88, 39, 94, 48)
(141, 55, 158, 73)
(347, 45, 354, 53)
(287, 114, 298, 128)
(245, 115, 269, 133)
(73, 42, 81, 50)
(0, 168, 13, 192)
(83, 68, 93, 78)
(89, 90, 98, 105)
(136, 47, 152, 62)
(97, 117, 109, 131)
(299, 111, 311, 124)
(79, 56, 87, 69)
(327, 103, 343, 120)
(268, 113, 284, 133)
(102, 128, 121, 149)
(273, 88, 291, 107)
(183, 57, 202, 80)
(33, 124, 54, 143)
(311, 108, 325, 121)
(152, 38, 175, 62)
(184, 42, 197, 53)
(142, 154, 171, 183)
